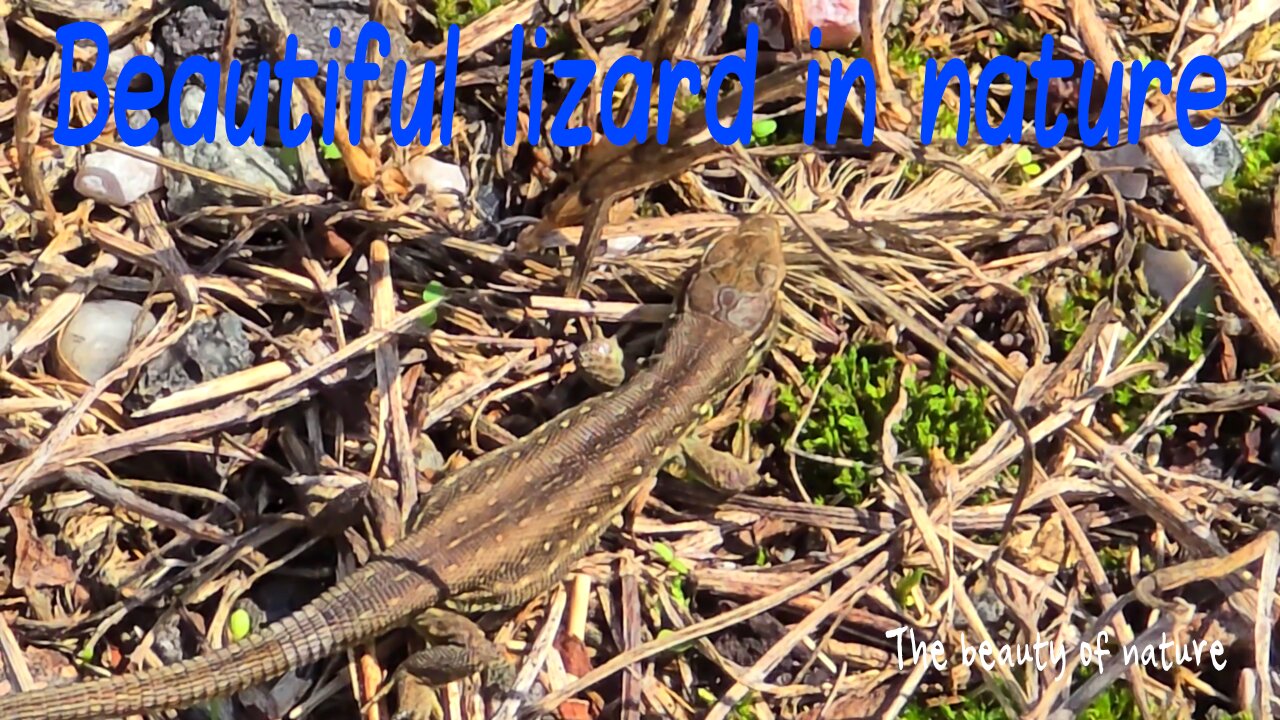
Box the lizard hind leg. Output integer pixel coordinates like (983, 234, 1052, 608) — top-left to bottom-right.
(365, 608, 516, 719)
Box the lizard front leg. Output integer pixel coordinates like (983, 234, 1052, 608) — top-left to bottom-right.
(575, 332, 626, 390)
(674, 435, 767, 494)
(577, 331, 767, 493)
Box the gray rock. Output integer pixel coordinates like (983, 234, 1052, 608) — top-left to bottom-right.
(1138, 244, 1217, 315)
(1089, 142, 1150, 198)
(57, 300, 159, 383)
(1168, 127, 1242, 190)
(157, 0, 369, 85)
(134, 312, 255, 403)
(1089, 125, 1242, 198)
(161, 86, 299, 216)
(156, 0, 409, 121)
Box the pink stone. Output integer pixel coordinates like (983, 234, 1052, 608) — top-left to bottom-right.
(803, 0, 863, 48)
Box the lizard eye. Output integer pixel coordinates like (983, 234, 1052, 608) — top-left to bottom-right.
(716, 287, 740, 312)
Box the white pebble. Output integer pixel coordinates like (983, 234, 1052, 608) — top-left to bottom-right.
(605, 234, 643, 255)
(403, 155, 468, 196)
(57, 299, 158, 383)
(74, 146, 163, 206)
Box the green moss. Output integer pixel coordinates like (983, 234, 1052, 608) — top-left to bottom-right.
(1214, 112, 1280, 230)
(436, 0, 504, 27)
(778, 347, 994, 502)
(1077, 683, 1143, 720)
(901, 682, 1161, 719)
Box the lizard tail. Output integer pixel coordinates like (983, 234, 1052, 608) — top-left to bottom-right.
(0, 560, 432, 720)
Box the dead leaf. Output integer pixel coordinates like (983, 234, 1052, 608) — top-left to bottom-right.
(8, 506, 76, 590)
(557, 630, 594, 678)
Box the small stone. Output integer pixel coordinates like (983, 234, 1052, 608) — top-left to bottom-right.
(1138, 244, 1216, 314)
(1090, 125, 1241, 198)
(105, 41, 156, 88)
(1089, 143, 1150, 199)
(74, 146, 163, 206)
(1196, 5, 1220, 24)
(403, 156, 468, 196)
(804, 0, 861, 47)
(161, 86, 298, 217)
(0, 295, 23, 357)
(0, 322, 17, 357)
(1218, 52, 1244, 69)
(798, 0, 899, 48)
(741, 2, 790, 50)
(133, 313, 255, 404)
(1168, 127, 1242, 190)
(57, 300, 158, 383)
(605, 234, 643, 255)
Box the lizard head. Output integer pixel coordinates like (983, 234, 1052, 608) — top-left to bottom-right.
(683, 215, 786, 342)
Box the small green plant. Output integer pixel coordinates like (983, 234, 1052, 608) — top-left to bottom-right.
(930, 105, 961, 142)
(1045, 266, 1191, 436)
(318, 138, 342, 160)
(1015, 146, 1042, 178)
(436, 0, 504, 26)
(751, 118, 778, 143)
(651, 542, 692, 608)
(1047, 268, 1108, 353)
(696, 689, 758, 719)
(889, 42, 928, 75)
(901, 682, 1155, 719)
(675, 91, 704, 115)
(777, 347, 994, 502)
(893, 567, 926, 608)
(1077, 683, 1143, 720)
(1096, 546, 1130, 574)
(900, 692, 1008, 720)
(420, 281, 448, 328)
(1215, 112, 1280, 222)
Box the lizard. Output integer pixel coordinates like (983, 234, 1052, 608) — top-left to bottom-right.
(0, 214, 787, 720)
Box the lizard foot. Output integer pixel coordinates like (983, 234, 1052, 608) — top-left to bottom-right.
(575, 335, 626, 390)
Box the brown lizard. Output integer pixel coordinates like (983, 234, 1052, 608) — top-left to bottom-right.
(0, 214, 787, 720)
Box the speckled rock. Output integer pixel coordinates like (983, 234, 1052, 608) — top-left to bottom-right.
(133, 312, 255, 404)
(161, 86, 299, 216)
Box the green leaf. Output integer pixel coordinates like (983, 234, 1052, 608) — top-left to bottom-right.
(652, 542, 675, 564)
(671, 577, 689, 607)
(894, 568, 925, 607)
(656, 628, 695, 654)
(752, 118, 778, 141)
(319, 139, 342, 160)
(654, 541, 690, 574)
(1015, 146, 1034, 166)
(229, 609, 253, 641)
(420, 281, 448, 328)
